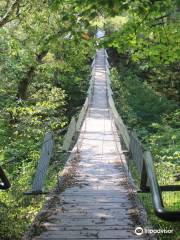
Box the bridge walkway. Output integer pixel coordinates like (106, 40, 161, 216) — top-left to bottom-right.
(32, 49, 147, 240)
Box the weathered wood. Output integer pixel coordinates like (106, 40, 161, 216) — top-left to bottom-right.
(76, 106, 86, 132)
(27, 132, 53, 194)
(129, 130, 144, 174)
(33, 225, 137, 231)
(34, 229, 140, 239)
(62, 117, 76, 151)
(140, 159, 148, 191)
(108, 94, 130, 150)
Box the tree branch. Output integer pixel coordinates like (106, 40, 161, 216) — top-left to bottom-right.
(0, 0, 21, 27)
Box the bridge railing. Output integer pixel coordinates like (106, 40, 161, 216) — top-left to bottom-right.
(105, 50, 130, 151)
(25, 132, 54, 195)
(62, 60, 95, 152)
(105, 49, 180, 221)
(26, 55, 95, 194)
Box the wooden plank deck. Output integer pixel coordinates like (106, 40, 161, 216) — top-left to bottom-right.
(28, 49, 150, 240)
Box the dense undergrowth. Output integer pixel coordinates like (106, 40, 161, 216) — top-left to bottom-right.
(109, 53, 180, 239)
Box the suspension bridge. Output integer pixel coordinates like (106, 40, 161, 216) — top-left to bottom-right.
(1, 31, 179, 239)
(22, 46, 150, 239)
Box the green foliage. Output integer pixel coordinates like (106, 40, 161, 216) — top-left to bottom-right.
(111, 64, 180, 239)
(102, 0, 180, 101)
(111, 65, 179, 165)
(111, 68, 176, 132)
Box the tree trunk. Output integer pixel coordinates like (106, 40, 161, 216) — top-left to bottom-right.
(17, 66, 35, 100)
(17, 50, 48, 100)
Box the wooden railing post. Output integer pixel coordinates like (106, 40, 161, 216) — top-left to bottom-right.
(25, 132, 54, 195)
(140, 159, 148, 191)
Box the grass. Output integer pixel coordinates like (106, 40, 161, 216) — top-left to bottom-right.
(128, 160, 180, 240)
